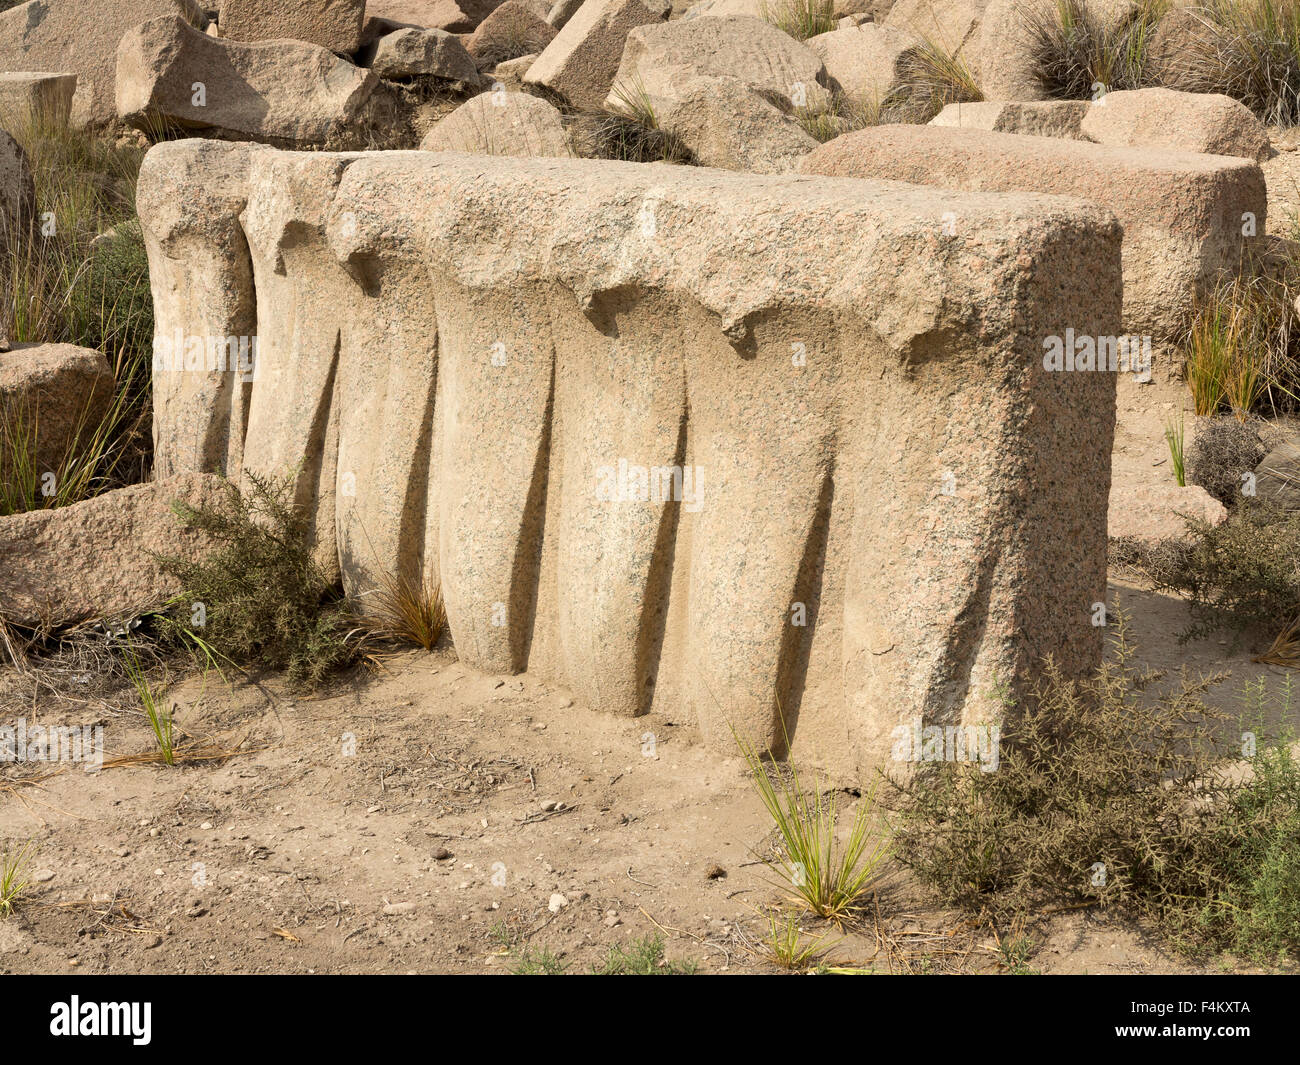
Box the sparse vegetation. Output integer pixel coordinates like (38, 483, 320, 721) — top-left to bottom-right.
(510, 944, 569, 974)
(893, 37, 985, 121)
(737, 729, 890, 926)
(795, 91, 885, 142)
(1187, 416, 1265, 507)
(157, 472, 358, 688)
(470, 7, 557, 69)
(0, 839, 35, 918)
(571, 80, 693, 163)
(1144, 501, 1300, 644)
(0, 112, 154, 514)
(891, 615, 1300, 961)
(592, 934, 696, 974)
(1022, 0, 1169, 99)
(760, 0, 837, 41)
(1184, 267, 1300, 420)
(1163, 0, 1300, 126)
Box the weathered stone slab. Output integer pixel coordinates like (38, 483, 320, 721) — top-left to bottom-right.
(0, 474, 223, 627)
(0, 344, 114, 484)
(800, 124, 1265, 344)
(138, 140, 259, 482)
(116, 16, 378, 147)
(217, 0, 366, 54)
(0, 0, 207, 128)
(523, 0, 671, 111)
(139, 143, 1123, 779)
(0, 72, 78, 131)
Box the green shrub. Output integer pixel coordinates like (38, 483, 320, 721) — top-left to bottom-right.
(157, 472, 357, 687)
(1145, 501, 1300, 644)
(890, 615, 1300, 961)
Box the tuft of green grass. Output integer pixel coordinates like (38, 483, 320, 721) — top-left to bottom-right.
(759, 0, 837, 41)
(1164, 411, 1187, 486)
(994, 927, 1041, 975)
(737, 729, 890, 926)
(122, 646, 176, 765)
(510, 945, 569, 974)
(592, 934, 696, 974)
(762, 910, 835, 970)
(0, 840, 35, 918)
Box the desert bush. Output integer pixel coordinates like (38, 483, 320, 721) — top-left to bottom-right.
(890, 615, 1300, 960)
(157, 472, 357, 687)
(1144, 501, 1300, 643)
(760, 0, 837, 41)
(1021, 0, 1168, 99)
(1184, 267, 1300, 419)
(1163, 0, 1300, 126)
(1186, 416, 1265, 506)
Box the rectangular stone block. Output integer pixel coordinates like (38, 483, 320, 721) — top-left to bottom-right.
(800, 124, 1266, 348)
(139, 142, 1124, 781)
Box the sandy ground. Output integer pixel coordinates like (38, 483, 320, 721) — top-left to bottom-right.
(1, 565, 1295, 975)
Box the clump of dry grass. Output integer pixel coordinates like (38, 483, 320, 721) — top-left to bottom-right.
(469, 6, 556, 69)
(893, 37, 985, 121)
(759, 0, 837, 41)
(570, 80, 693, 163)
(1183, 266, 1300, 419)
(358, 571, 447, 651)
(795, 92, 885, 142)
(1163, 0, 1300, 125)
(1021, 0, 1169, 99)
